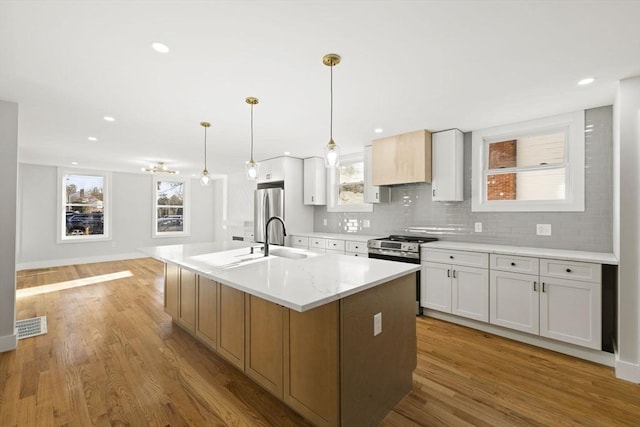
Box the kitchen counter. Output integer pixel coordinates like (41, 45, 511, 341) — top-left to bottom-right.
(142, 242, 420, 311)
(421, 241, 618, 265)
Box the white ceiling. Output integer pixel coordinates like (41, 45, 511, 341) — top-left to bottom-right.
(2, 1, 639, 177)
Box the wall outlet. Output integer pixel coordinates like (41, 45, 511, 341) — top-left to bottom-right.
(363, 219, 371, 228)
(323, 218, 327, 226)
(536, 224, 552, 236)
(373, 312, 382, 336)
(474, 222, 482, 232)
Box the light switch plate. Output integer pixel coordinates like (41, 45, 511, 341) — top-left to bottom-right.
(536, 224, 552, 236)
(323, 218, 327, 226)
(474, 222, 482, 232)
(373, 312, 382, 336)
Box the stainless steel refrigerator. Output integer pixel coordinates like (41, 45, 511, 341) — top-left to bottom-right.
(254, 185, 285, 245)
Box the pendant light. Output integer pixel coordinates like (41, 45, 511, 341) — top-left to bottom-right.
(323, 53, 341, 168)
(200, 121, 211, 186)
(245, 97, 260, 180)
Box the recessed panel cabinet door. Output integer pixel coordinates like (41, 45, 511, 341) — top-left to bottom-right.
(540, 277, 601, 350)
(178, 269, 197, 332)
(421, 262, 452, 313)
(489, 270, 539, 334)
(217, 285, 245, 370)
(164, 263, 179, 319)
(246, 295, 285, 398)
(196, 277, 218, 349)
(452, 265, 488, 322)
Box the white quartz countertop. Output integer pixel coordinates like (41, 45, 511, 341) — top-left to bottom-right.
(421, 241, 618, 265)
(141, 243, 419, 312)
(288, 232, 382, 242)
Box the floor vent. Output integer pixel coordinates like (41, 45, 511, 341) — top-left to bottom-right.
(16, 316, 47, 340)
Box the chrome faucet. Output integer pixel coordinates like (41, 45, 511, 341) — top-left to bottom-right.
(264, 216, 287, 257)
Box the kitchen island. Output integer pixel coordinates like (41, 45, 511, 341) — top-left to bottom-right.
(143, 242, 420, 427)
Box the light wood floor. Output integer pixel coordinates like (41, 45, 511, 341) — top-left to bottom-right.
(2, 258, 638, 426)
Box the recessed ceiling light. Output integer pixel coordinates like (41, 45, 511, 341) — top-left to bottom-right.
(151, 42, 170, 53)
(103, 116, 115, 122)
(88, 137, 98, 141)
(578, 77, 595, 86)
(71, 161, 78, 165)
(284, 151, 291, 155)
(374, 128, 383, 134)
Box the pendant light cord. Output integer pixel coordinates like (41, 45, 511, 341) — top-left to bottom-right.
(203, 125, 207, 169)
(250, 104, 254, 161)
(330, 63, 333, 141)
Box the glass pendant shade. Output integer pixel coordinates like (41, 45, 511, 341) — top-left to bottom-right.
(324, 139, 341, 168)
(201, 169, 210, 186)
(246, 159, 259, 180)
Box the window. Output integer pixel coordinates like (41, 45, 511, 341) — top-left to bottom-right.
(153, 177, 190, 237)
(58, 169, 110, 242)
(327, 153, 373, 212)
(472, 111, 585, 212)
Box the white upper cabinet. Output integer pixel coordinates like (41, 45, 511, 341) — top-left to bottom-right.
(364, 145, 390, 203)
(257, 157, 285, 183)
(303, 157, 326, 205)
(432, 129, 464, 202)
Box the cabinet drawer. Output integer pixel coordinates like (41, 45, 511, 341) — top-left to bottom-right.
(345, 241, 367, 254)
(291, 236, 309, 248)
(490, 254, 539, 275)
(540, 259, 601, 283)
(422, 249, 488, 268)
(309, 238, 328, 249)
(326, 239, 345, 252)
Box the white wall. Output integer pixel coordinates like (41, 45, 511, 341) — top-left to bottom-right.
(0, 101, 18, 352)
(17, 164, 223, 269)
(615, 75, 640, 382)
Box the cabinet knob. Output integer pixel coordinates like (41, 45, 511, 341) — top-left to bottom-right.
(449, 255, 454, 259)
(566, 268, 572, 273)
(510, 262, 516, 266)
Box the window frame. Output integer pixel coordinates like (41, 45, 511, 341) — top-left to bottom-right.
(472, 110, 585, 212)
(57, 168, 111, 243)
(152, 175, 190, 238)
(327, 152, 373, 213)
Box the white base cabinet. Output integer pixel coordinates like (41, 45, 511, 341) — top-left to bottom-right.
(423, 248, 604, 351)
(421, 249, 489, 322)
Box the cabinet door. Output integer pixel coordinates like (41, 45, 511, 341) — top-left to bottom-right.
(451, 265, 489, 322)
(303, 157, 326, 205)
(421, 262, 452, 313)
(164, 263, 179, 318)
(432, 129, 463, 202)
(217, 284, 246, 370)
(178, 269, 196, 332)
(539, 277, 601, 349)
(196, 276, 218, 349)
(363, 145, 390, 203)
(489, 270, 539, 334)
(284, 302, 339, 427)
(246, 295, 285, 398)
(257, 157, 284, 183)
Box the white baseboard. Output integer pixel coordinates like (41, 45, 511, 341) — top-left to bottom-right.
(17, 252, 146, 271)
(615, 355, 640, 383)
(0, 332, 17, 352)
(424, 310, 615, 367)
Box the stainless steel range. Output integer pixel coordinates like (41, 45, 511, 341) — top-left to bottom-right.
(368, 235, 438, 315)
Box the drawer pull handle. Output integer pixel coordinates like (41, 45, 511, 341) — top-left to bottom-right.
(566, 268, 572, 273)
(533, 281, 537, 291)
(510, 262, 516, 266)
(449, 255, 454, 259)
(447, 269, 451, 278)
